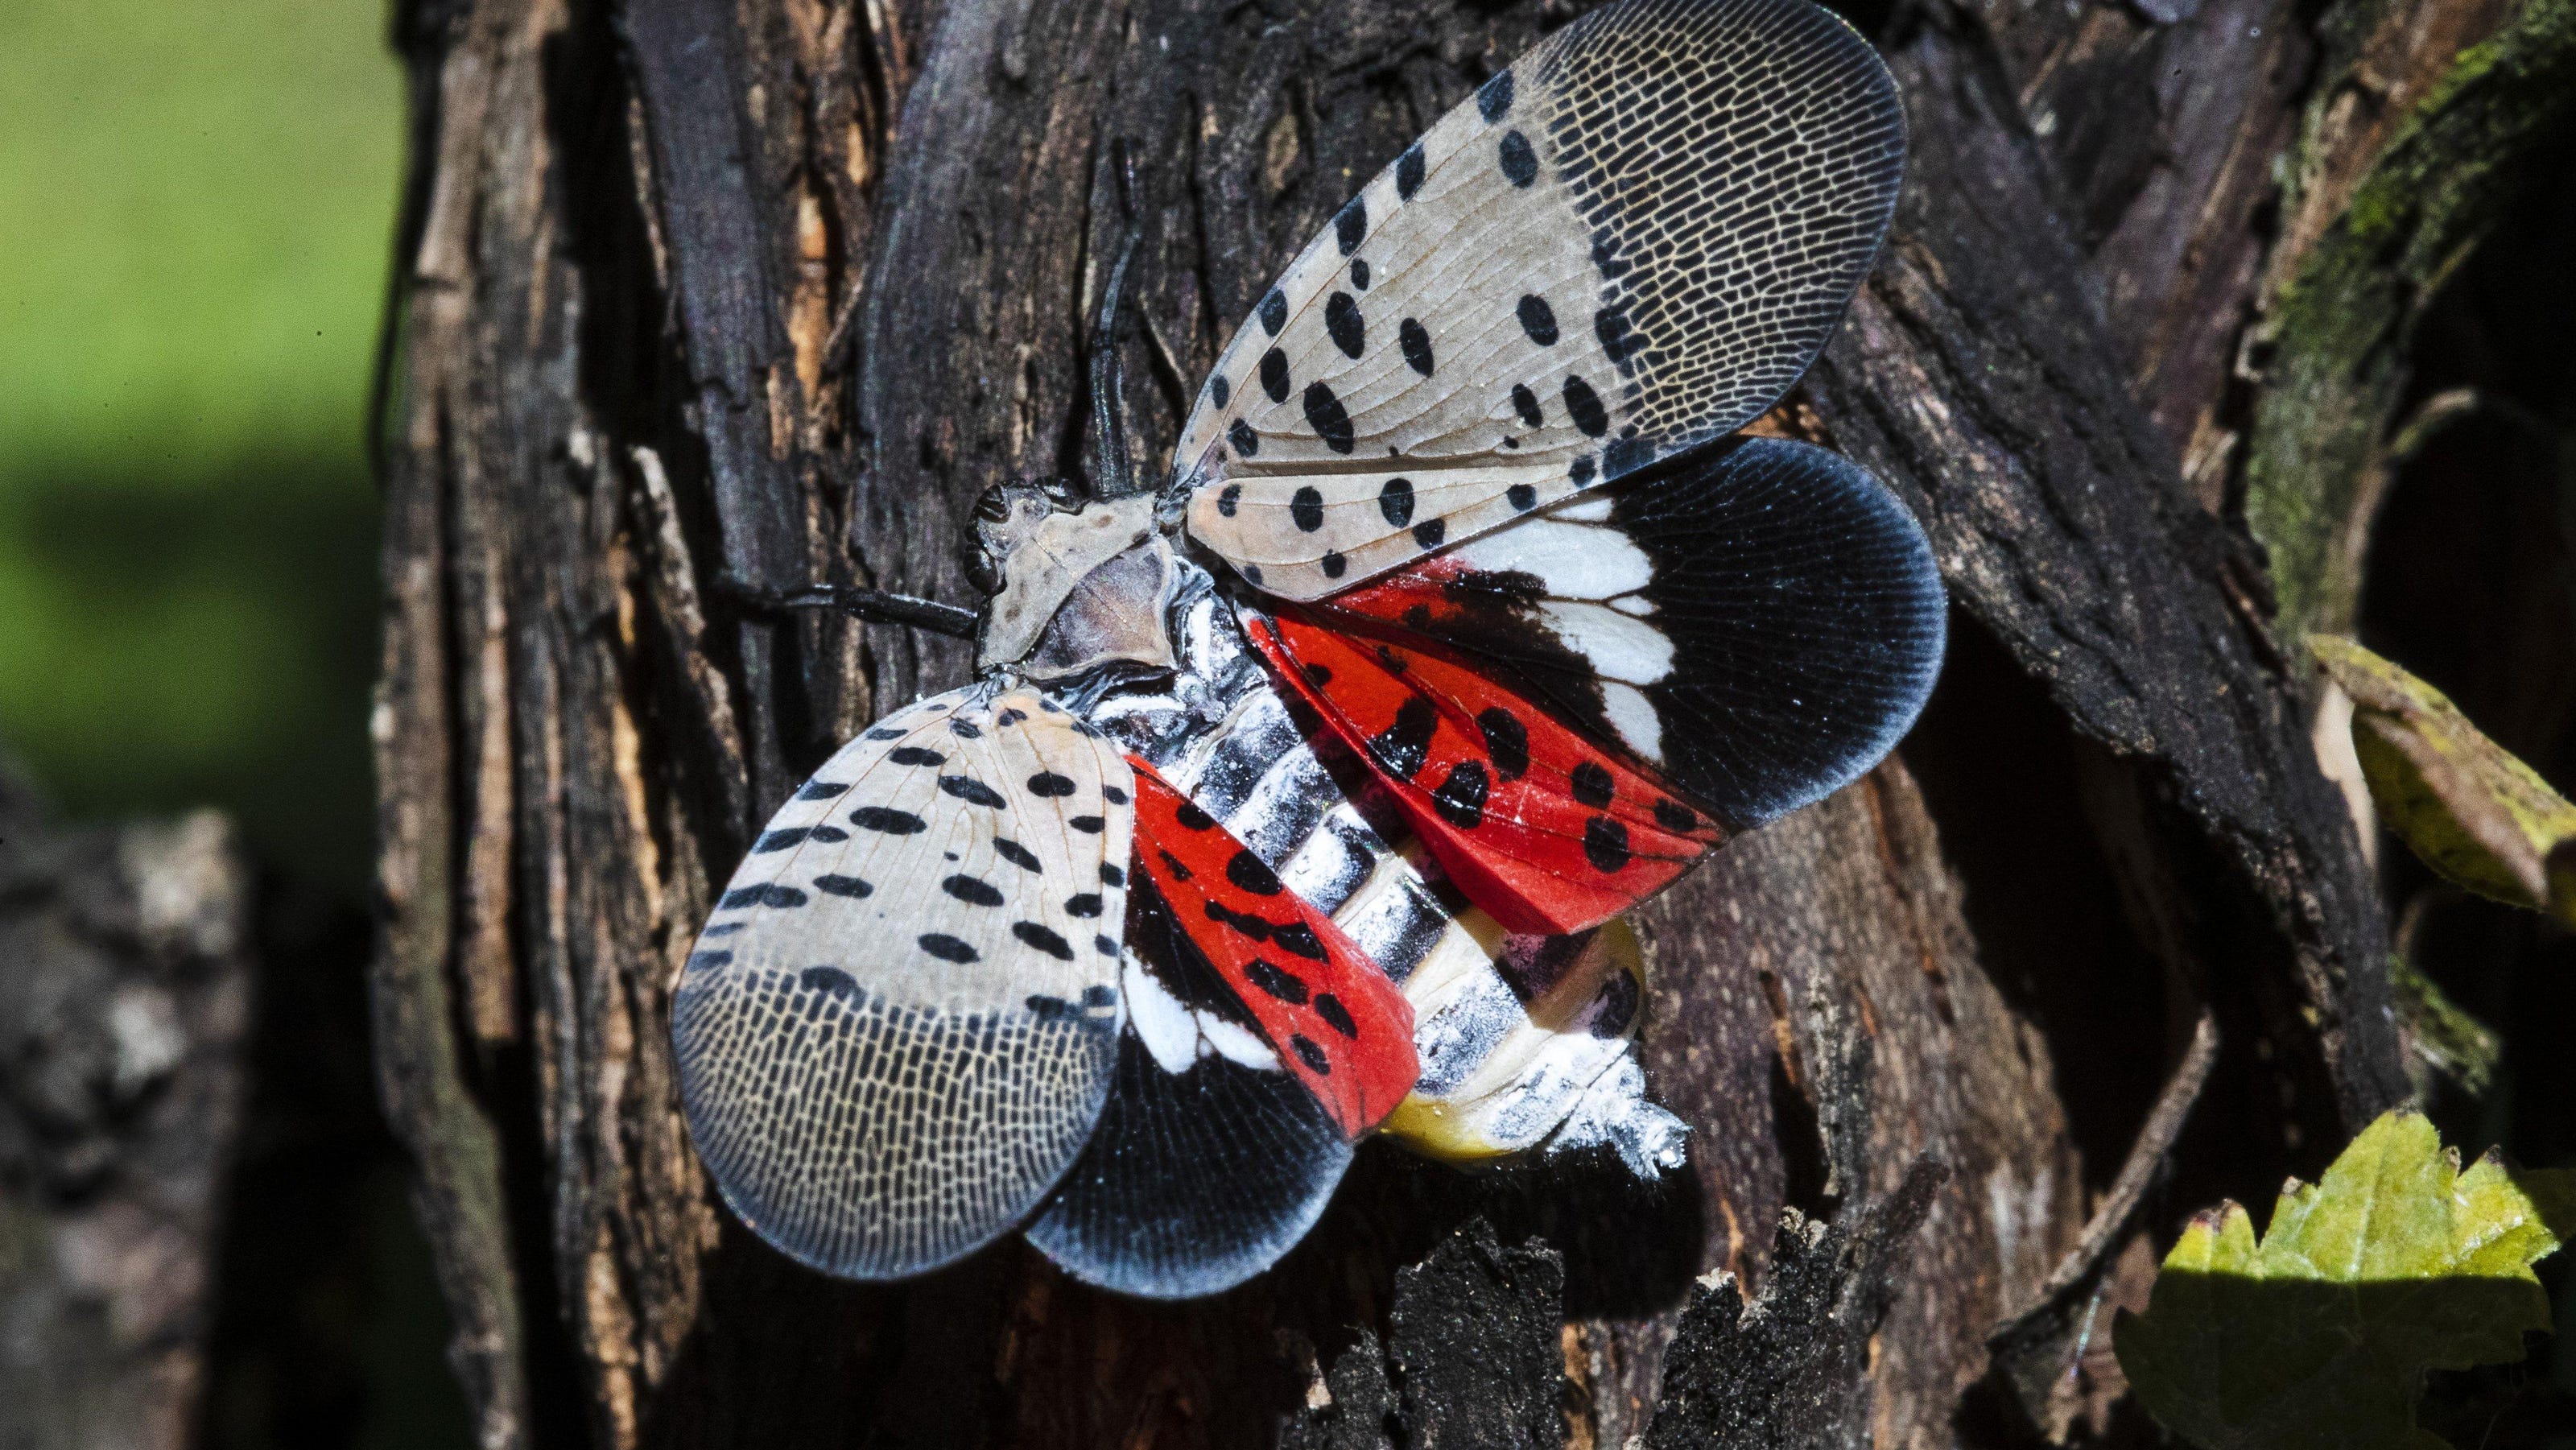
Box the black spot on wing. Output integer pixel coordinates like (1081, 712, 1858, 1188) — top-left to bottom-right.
(1583, 817, 1630, 873)
(1302, 382, 1354, 454)
(1260, 348, 1290, 403)
(1570, 760, 1616, 808)
(1655, 799, 1700, 833)
(942, 874, 1005, 907)
(938, 776, 1006, 808)
(753, 825, 846, 851)
(1228, 419, 1260, 457)
(1245, 958, 1309, 1004)
(1290, 1035, 1331, 1075)
(918, 932, 978, 963)
(1100, 862, 1125, 887)
(1066, 894, 1104, 918)
(865, 725, 906, 740)
(1205, 899, 1272, 944)
(1511, 383, 1543, 428)
(1069, 815, 1106, 834)
(1258, 288, 1287, 336)
(1290, 486, 1325, 533)
(851, 805, 927, 833)
(1508, 483, 1538, 511)
(1369, 697, 1438, 780)
(813, 874, 873, 898)
(720, 883, 809, 909)
(1014, 921, 1076, 960)
(949, 719, 983, 738)
(994, 838, 1042, 872)
(1378, 477, 1414, 526)
(1334, 197, 1366, 254)
(1399, 319, 1434, 377)
(1395, 143, 1425, 200)
(1325, 292, 1364, 358)
(1563, 375, 1609, 437)
(1410, 517, 1446, 551)
(1315, 994, 1357, 1038)
(1211, 374, 1230, 408)
(1269, 919, 1327, 960)
(1225, 851, 1284, 896)
(1026, 770, 1076, 798)
(1174, 801, 1216, 831)
(1477, 69, 1514, 122)
(1517, 294, 1558, 345)
(889, 746, 945, 766)
(1498, 130, 1537, 186)
(1321, 550, 1347, 579)
(795, 779, 850, 800)
(1431, 760, 1489, 829)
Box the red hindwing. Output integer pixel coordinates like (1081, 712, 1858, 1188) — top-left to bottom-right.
(1127, 758, 1418, 1137)
(1245, 610, 1724, 936)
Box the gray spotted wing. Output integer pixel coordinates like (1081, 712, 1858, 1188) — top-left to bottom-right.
(1179, 0, 1905, 601)
(671, 684, 1136, 1280)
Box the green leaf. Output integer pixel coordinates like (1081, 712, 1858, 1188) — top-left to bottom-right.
(2310, 634, 2576, 925)
(2115, 1111, 2576, 1450)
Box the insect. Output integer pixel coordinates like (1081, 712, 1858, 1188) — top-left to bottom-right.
(671, 0, 1942, 1299)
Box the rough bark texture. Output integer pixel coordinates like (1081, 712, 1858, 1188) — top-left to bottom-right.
(2242, 0, 2576, 640)
(0, 782, 254, 1450)
(366, 0, 2543, 1441)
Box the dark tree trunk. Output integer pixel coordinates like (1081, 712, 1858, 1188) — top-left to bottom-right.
(369, 0, 2565, 1443)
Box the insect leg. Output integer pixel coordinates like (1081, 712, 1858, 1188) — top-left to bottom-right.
(715, 572, 981, 639)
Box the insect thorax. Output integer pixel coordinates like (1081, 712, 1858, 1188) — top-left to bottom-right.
(973, 485, 1181, 680)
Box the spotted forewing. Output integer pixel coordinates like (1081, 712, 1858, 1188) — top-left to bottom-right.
(671, 686, 1133, 1280)
(1178, 0, 1908, 601)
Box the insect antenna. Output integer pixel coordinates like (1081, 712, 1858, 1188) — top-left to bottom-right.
(714, 572, 981, 640)
(1088, 138, 1145, 500)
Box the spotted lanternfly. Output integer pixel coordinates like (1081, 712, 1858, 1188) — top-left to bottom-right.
(673, 0, 1943, 1300)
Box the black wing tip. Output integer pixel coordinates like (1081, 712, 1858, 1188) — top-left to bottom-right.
(1684, 438, 1946, 827)
(1023, 1039, 1356, 1299)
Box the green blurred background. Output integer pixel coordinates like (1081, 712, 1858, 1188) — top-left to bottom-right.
(0, 0, 390, 890)
(2, 1, 470, 1445)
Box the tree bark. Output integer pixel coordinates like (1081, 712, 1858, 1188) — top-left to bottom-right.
(0, 783, 254, 1450)
(369, 0, 2540, 1442)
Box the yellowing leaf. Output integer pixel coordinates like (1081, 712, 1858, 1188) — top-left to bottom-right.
(2310, 634, 2576, 925)
(2115, 1111, 2576, 1450)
